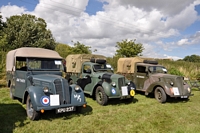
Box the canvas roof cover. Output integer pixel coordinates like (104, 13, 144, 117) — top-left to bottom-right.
(66, 54, 106, 73)
(117, 57, 144, 73)
(6, 47, 62, 71)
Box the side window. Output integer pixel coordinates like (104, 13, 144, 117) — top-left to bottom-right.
(16, 57, 27, 71)
(137, 66, 146, 73)
(83, 65, 91, 74)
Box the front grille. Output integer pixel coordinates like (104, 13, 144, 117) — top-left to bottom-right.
(54, 79, 71, 104)
(176, 77, 184, 94)
(118, 77, 125, 90)
(54, 79, 63, 104)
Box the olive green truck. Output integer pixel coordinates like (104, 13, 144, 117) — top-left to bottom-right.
(117, 57, 192, 103)
(65, 54, 136, 106)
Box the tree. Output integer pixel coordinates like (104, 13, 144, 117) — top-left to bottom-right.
(55, 43, 71, 58)
(3, 14, 56, 51)
(183, 55, 200, 63)
(70, 41, 92, 54)
(115, 39, 144, 57)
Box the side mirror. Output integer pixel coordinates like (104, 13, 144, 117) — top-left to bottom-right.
(27, 76, 34, 86)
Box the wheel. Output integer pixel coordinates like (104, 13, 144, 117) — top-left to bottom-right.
(154, 87, 167, 103)
(26, 94, 40, 120)
(95, 86, 108, 106)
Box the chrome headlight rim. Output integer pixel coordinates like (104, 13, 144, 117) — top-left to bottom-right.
(74, 85, 81, 91)
(170, 81, 174, 86)
(43, 86, 49, 93)
(111, 82, 116, 87)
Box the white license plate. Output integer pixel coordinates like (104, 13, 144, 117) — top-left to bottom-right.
(121, 86, 128, 96)
(56, 106, 75, 113)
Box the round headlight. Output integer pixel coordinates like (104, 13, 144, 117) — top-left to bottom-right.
(170, 81, 174, 86)
(188, 87, 191, 92)
(75, 85, 80, 91)
(112, 82, 116, 87)
(43, 86, 49, 93)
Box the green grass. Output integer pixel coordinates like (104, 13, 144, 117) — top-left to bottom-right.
(1, 87, 200, 133)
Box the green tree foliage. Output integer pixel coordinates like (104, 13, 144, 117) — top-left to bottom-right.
(183, 54, 200, 63)
(70, 41, 92, 54)
(115, 39, 144, 57)
(55, 43, 71, 58)
(55, 41, 92, 58)
(3, 14, 56, 51)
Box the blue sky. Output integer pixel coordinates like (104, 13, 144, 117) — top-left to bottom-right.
(1, 0, 200, 60)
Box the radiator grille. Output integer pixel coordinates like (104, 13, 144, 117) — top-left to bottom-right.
(118, 77, 125, 90)
(54, 79, 63, 104)
(176, 77, 184, 94)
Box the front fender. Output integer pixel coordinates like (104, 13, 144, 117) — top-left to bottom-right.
(23, 86, 44, 111)
(101, 82, 120, 97)
(70, 84, 86, 104)
(146, 81, 166, 95)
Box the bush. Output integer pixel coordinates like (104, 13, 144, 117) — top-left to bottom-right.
(168, 67, 184, 76)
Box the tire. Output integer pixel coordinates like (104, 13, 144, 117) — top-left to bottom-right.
(154, 87, 167, 103)
(95, 86, 108, 106)
(26, 94, 40, 120)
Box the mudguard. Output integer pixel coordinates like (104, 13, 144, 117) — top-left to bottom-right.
(146, 81, 167, 95)
(23, 86, 45, 111)
(101, 81, 120, 97)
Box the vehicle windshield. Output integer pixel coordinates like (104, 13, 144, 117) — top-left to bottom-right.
(27, 58, 64, 71)
(93, 64, 114, 73)
(148, 66, 167, 74)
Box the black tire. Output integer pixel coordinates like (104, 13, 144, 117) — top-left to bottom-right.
(26, 94, 40, 120)
(154, 87, 167, 103)
(95, 86, 108, 106)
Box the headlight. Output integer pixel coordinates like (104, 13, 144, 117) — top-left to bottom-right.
(131, 87, 135, 90)
(112, 82, 116, 87)
(188, 87, 191, 92)
(74, 85, 81, 91)
(43, 86, 49, 93)
(170, 81, 174, 86)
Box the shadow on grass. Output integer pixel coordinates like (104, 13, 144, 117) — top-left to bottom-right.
(136, 90, 191, 104)
(0, 103, 28, 133)
(39, 105, 93, 121)
(108, 97, 139, 106)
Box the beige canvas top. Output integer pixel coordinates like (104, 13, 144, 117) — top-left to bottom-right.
(117, 57, 144, 73)
(6, 47, 62, 71)
(66, 54, 106, 73)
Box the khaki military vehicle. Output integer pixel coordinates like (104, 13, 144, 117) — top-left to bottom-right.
(117, 57, 192, 103)
(65, 54, 136, 106)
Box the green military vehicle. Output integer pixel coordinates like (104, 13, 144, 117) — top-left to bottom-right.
(117, 57, 192, 103)
(6, 47, 87, 120)
(65, 54, 136, 106)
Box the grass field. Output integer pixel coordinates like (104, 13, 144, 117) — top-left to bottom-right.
(1, 87, 200, 133)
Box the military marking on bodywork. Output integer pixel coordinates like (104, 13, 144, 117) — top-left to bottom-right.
(74, 94, 81, 102)
(16, 78, 25, 83)
(40, 96, 50, 106)
(136, 75, 145, 78)
(111, 88, 116, 94)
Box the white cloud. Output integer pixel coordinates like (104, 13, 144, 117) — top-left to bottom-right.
(1, 0, 200, 60)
